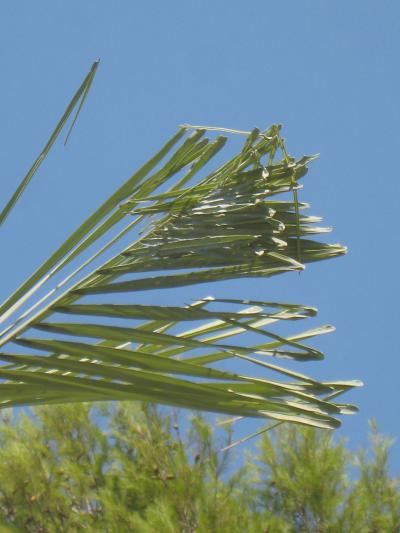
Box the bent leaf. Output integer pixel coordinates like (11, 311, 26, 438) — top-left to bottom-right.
(0, 80, 359, 432)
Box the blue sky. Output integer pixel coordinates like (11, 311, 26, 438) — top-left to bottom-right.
(1, 1, 399, 465)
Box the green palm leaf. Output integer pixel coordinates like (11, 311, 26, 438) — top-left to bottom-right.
(0, 60, 99, 228)
(0, 65, 361, 432)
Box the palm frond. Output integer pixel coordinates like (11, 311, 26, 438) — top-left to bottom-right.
(0, 79, 360, 430)
(0, 60, 99, 228)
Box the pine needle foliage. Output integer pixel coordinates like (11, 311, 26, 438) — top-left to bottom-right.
(0, 403, 397, 532)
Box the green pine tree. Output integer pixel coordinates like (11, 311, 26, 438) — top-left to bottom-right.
(0, 404, 397, 532)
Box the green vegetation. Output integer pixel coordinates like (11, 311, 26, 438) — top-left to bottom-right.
(0, 403, 397, 532)
(0, 63, 360, 432)
(0, 64, 372, 530)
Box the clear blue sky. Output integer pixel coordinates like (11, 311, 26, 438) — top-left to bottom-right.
(1, 1, 399, 465)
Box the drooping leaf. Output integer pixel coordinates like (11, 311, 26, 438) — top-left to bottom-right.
(0, 84, 360, 431)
